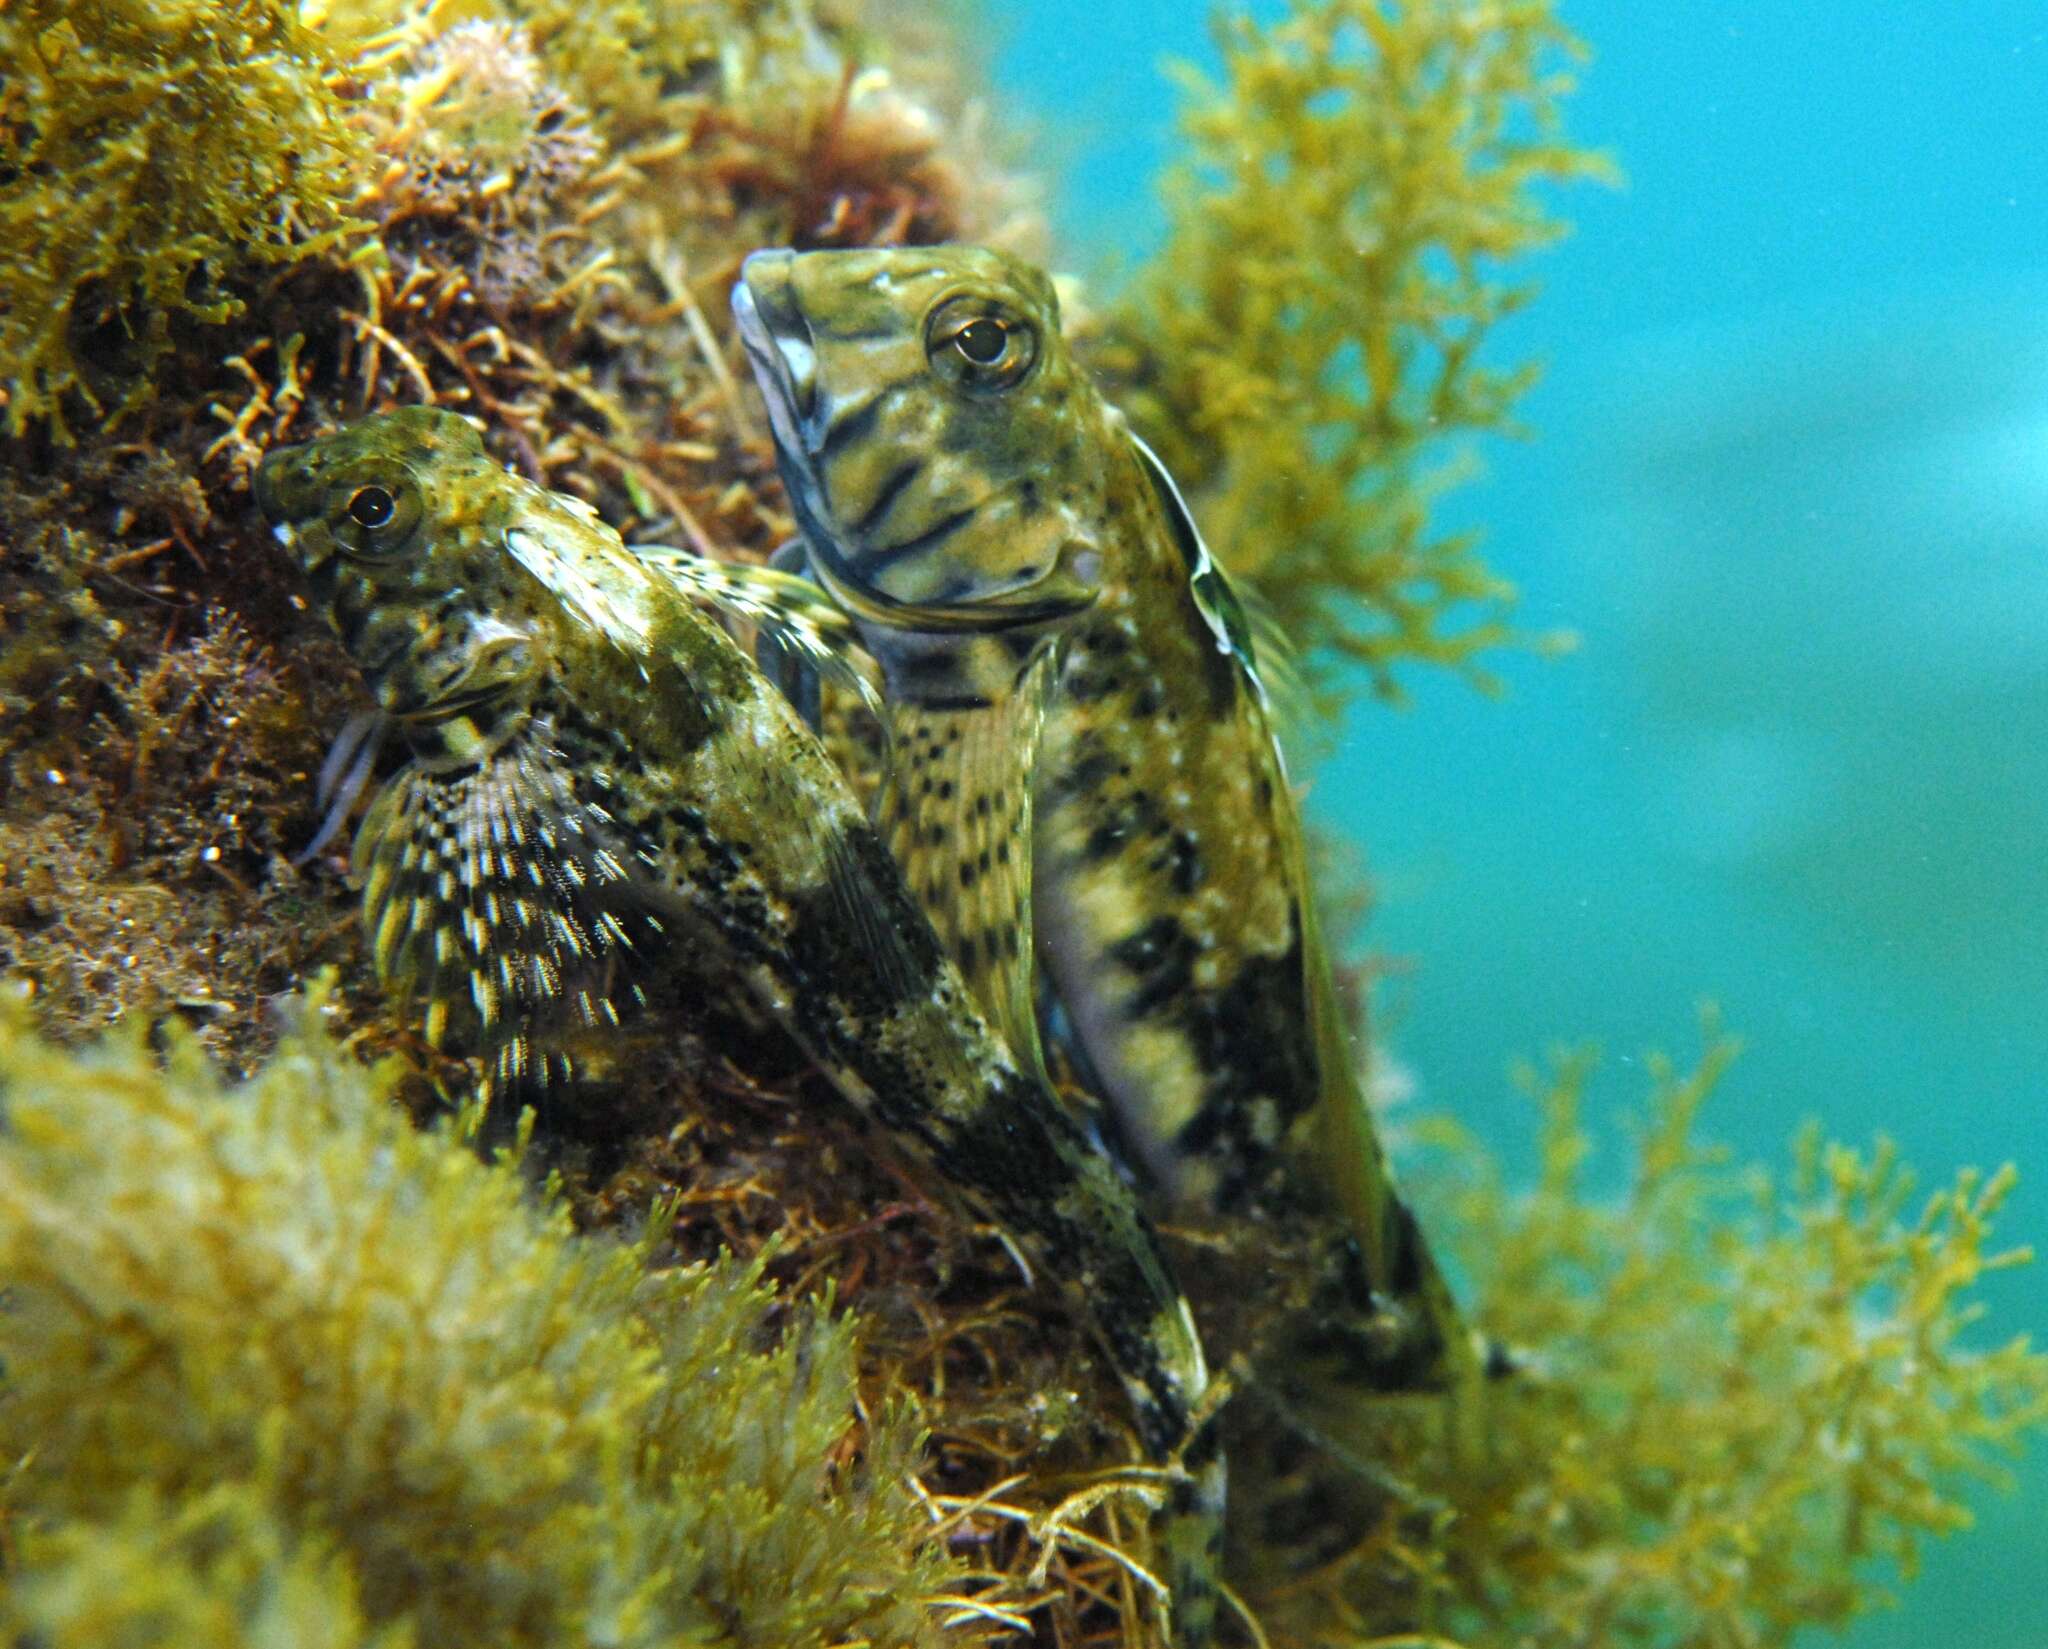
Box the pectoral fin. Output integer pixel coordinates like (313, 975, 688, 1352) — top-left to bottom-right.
(753, 540, 826, 730)
(352, 733, 663, 1094)
(875, 648, 1060, 1077)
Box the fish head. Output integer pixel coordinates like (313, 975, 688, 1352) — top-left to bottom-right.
(256, 407, 547, 765)
(733, 245, 1112, 641)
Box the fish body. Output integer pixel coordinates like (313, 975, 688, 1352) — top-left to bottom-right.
(733, 246, 1479, 1400)
(254, 407, 1223, 1644)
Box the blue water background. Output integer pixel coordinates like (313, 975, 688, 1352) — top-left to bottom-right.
(995, 4, 2047, 1643)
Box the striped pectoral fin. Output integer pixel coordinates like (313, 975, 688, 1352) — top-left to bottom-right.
(351, 738, 662, 1107)
(631, 542, 885, 723)
(876, 655, 1058, 1078)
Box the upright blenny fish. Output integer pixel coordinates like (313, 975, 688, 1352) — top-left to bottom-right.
(732, 246, 1479, 1400)
(253, 407, 1225, 1646)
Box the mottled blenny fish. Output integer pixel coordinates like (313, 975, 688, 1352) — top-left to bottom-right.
(732, 246, 1480, 1401)
(253, 407, 1224, 1645)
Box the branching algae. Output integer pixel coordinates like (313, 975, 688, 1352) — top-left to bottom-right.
(0, 0, 376, 438)
(1103, 0, 1617, 699)
(1224, 1031, 2048, 1644)
(0, 2, 2040, 1647)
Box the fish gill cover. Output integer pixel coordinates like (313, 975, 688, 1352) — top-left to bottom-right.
(0, 2, 2040, 1647)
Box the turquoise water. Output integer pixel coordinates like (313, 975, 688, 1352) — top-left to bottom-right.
(998, 5, 2047, 1643)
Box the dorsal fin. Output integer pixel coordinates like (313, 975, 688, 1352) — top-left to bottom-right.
(1128, 432, 1267, 682)
(630, 545, 886, 722)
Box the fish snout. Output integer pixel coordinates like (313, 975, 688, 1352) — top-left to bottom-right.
(733, 250, 817, 421)
(736, 247, 798, 319)
(252, 446, 292, 525)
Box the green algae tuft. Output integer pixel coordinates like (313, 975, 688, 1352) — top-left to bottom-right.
(0, 1482, 413, 1649)
(0, 984, 2038, 1649)
(0, 0, 379, 439)
(0, 986, 956, 1649)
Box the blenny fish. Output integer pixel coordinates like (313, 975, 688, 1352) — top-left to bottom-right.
(253, 407, 1225, 1644)
(732, 245, 1480, 1401)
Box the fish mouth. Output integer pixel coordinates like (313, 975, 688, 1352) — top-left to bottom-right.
(733, 250, 819, 450)
(252, 448, 289, 524)
(808, 548, 1099, 637)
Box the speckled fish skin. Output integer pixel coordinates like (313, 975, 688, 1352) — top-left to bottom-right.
(733, 247, 1098, 1083)
(734, 245, 1480, 1402)
(254, 407, 1225, 1646)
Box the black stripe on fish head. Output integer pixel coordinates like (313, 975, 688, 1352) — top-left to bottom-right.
(735, 246, 1110, 632)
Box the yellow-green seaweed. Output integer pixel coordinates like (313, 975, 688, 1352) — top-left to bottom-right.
(0, 987, 955, 1649)
(2, 994, 2038, 1649)
(1110, 0, 1616, 698)
(0, 1482, 412, 1649)
(1215, 1030, 2048, 1645)
(0, 0, 378, 438)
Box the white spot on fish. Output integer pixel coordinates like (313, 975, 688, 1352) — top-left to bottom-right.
(774, 333, 815, 389)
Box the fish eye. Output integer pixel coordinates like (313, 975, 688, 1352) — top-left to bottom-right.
(953, 319, 1008, 364)
(926, 296, 1038, 392)
(329, 460, 424, 560)
(348, 485, 396, 529)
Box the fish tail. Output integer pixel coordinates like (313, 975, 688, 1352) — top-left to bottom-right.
(1048, 1148, 1226, 1647)
(1305, 893, 1487, 1410)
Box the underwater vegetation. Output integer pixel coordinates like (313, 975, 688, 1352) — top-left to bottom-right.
(0, 0, 372, 439)
(1228, 1031, 2048, 1644)
(0, 1, 2041, 1646)
(0, 0, 1009, 440)
(0, 987, 954, 1649)
(3, 991, 2039, 1647)
(1102, 0, 1616, 699)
